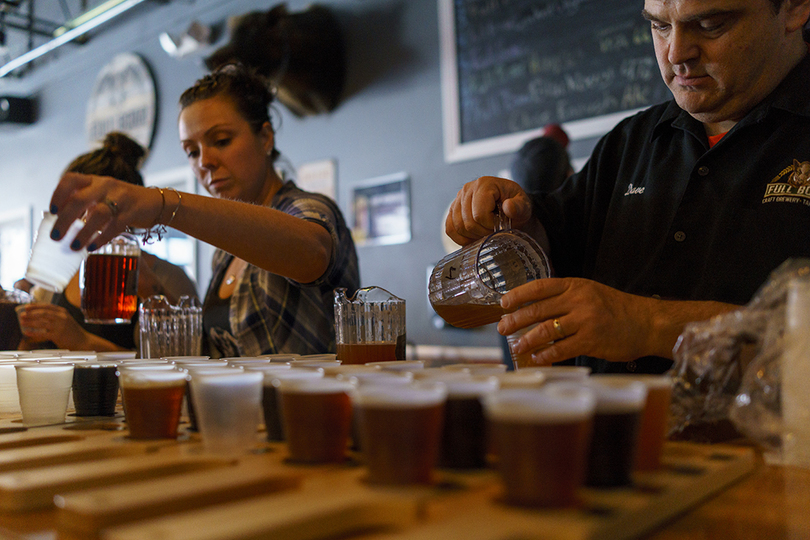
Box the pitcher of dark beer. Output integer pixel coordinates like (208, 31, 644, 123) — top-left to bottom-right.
(428, 211, 550, 329)
(80, 233, 140, 324)
(334, 286, 406, 364)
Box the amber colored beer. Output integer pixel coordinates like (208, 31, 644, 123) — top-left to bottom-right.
(431, 303, 505, 329)
(353, 384, 447, 485)
(280, 382, 353, 463)
(634, 379, 672, 471)
(337, 342, 397, 365)
(81, 253, 139, 323)
(121, 383, 185, 439)
(492, 419, 593, 507)
(484, 387, 595, 508)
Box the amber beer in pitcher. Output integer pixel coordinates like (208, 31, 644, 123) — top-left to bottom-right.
(80, 234, 140, 324)
(428, 221, 550, 329)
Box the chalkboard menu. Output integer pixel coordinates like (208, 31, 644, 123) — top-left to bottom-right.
(439, 0, 672, 162)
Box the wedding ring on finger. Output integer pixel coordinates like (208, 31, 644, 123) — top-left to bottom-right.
(104, 198, 119, 218)
(552, 318, 566, 340)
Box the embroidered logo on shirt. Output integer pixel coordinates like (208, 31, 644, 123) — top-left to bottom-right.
(624, 184, 645, 196)
(762, 160, 810, 206)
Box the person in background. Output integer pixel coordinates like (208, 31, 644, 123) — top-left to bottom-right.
(16, 132, 198, 351)
(510, 124, 573, 195)
(447, 0, 810, 374)
(46, 64, 360, 358)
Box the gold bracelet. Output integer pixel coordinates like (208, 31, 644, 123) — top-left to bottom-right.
(165, 188, 182, 228)
(134, 186, 168, 245)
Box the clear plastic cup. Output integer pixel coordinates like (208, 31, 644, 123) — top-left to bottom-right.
(484, 385, 596, 507)
(352, 382, 447, 485)
(278, 378, 354, 463)
(191, 371, 264, 455)
(15, 363, 74, 426)
(24, 212, 87, 293)
(119, 369, 188, 439)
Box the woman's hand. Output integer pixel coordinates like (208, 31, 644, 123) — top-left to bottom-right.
(17, 303, 92, 350)
(445, 176, 535, 246)
(49, 172, 163, 251)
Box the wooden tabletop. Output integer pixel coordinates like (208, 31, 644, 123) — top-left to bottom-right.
(646, 459, 810, 540)
(0, 417, 803, 540)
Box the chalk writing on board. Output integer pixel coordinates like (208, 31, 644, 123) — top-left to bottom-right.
(452, 0, 671, 144)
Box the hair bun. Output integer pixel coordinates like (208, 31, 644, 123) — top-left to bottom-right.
(102, 132, 147, 171)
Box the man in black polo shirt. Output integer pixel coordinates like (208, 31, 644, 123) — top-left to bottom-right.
(446, 0, 810, 374)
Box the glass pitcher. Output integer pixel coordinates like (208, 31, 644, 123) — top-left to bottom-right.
(334, 287, 406, 365)
(428, 212, 550, 329)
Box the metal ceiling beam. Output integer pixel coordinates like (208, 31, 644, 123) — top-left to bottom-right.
(0, 0, 155, 77)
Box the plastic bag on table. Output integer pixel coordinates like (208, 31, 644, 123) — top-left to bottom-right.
(669, 258, 810, 445)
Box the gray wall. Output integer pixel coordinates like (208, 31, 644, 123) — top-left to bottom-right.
(0, 0, 602, 350)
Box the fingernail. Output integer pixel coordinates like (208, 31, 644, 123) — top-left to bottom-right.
(88, 243, 97, 252)
(70, 239, 81, 251)
(49, 204, 58, 214)
(50, 229, 61, 241)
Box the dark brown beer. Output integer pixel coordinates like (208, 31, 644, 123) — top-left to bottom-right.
(81, 253, 138, 324)
(439, 396, 488, 469)
(586, 411, 642, 487)
(356, 402, 444, 485)
(121, 384, 185, 439)
(281, 387, 352, 463)
(72, 364, 119, 417)
(432, 303, 505, 329)
(490, 418, 593, 507)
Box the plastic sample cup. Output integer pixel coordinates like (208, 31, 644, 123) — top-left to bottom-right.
(278, 378, 354, 463)
(593, 374, 673, 471)
(582, 378, 648, 486)
(352, 383, 447, 485)
(119, 369, 187, 440)
(483, 385, 595, 508)
(504, 321, 553, 369)
(190, 371, 264, 455)
(263, 370, 324, 442)
(72, 363, 120, 416)
(184, 367, 243, 432)
(15, 363, 75, 426)
(24, 212, 87, 293)
(439, 376, 499, 469)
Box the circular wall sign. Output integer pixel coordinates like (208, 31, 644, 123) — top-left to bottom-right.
(85, 53, 157, 151)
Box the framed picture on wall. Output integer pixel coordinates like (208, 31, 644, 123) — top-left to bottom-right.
(351, 172, 411, 247)
(143, 167, 199, 283)
(0, 206, 32, 290)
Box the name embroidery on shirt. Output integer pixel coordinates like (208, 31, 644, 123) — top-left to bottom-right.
(624, 184, 645, 196)
(762, 159, 810, 206)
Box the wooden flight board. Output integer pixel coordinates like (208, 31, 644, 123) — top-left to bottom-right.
(0, 416, 756, 540)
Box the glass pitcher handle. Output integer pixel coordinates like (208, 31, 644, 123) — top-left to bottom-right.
(495, 201, 512, 232)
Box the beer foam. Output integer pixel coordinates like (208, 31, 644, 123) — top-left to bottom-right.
(495, 371, 546, 389)
(351, 383, 447, 408)
(366, 360, 425, 372)
(518, 366, 591, 380)
(484, 387, 595, 423)
(119, 370, 188, 388)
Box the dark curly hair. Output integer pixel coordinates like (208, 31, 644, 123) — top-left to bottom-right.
(66, 132, 146, 186)
(179, 63, 280, 162)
